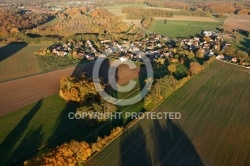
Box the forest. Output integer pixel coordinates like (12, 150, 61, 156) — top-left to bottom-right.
(0, 7, 54, 36)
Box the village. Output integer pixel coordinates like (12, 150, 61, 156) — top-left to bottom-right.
(35, 30, 249, 67)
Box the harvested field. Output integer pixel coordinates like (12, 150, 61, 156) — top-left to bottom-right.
(0, 44, 48, 81)
(86, 61, 250, 166)
(224, 14, 250, 31)
(104, 3, 148, 18)
(154, 15, 219, 22)
(0, 60, 140, 116)
(144, 7, 180, 12)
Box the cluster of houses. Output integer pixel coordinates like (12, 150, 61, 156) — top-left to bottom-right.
(42, 40, 98, 61)
(37, 30, 249, 67)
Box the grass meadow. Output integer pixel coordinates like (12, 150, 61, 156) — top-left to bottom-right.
(0, 44, 47, 81)
(0, 77, 143, 165)
(0, 94, 79, 165)
(149, 20, 222, 38)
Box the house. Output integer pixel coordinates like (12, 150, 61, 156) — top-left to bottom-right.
(58, 51, 67, 57)
(194, 37, 200, 41)
(203, 31, 213, 36)
(216, 54, 224, 60)
(120, 56, 128, 62)
(231, 57, 238, 63)
(147, 45, 154, 50)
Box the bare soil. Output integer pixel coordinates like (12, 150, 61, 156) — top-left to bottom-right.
(0, 60, 140, 116)
(224, 14, 250, 31)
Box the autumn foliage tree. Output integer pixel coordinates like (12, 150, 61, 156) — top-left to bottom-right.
(60, 74, 118, 124)
(24, 127, 123, 166)
(167, 64, 177, 74)
(189, 62, 203, 76)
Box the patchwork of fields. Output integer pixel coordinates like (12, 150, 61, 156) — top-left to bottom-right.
(105, 3, 219, 29)
(0, 44, 48, 81)
(149, 20, 222, 38)
(86, 61, 250, 165)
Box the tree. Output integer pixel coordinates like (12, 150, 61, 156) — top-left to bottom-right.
(167, 64, 176, 74)
(188, 50, 195, 59)
(184, 50, 189, 56)
(237, 50, 248, 62)
(143, 93, 153, 111)
(196, 48, 204, 59)
(189, 62, 202, 75)
(224, 46, 236, 56)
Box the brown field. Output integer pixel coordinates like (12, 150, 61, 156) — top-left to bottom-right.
(0, 60, 139, 116)
(224, 14, 250, 31)
(154, 15, 220, 22)
(107, 8, 127, 17)
(86, 61, 250, 166)
(144, 6, 181, 12)
(105, 4, 219, 24)
(0, 44, 48, 81)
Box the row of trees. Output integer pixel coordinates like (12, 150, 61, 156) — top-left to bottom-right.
(24, 127, 123, 165)
(144, 75, 190, 111)
(194, 1, 250, 14)
(144, 54, 216, 111)
(144, 0, 190, 10)
(122, 7, 173, 19)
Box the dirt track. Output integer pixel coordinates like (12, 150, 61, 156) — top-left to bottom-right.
(0, 60, 141, 116)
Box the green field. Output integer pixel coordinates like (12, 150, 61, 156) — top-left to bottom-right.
(226, 33, 250, 54)
(0, 77, 144, 165)
(0, 44, 47, 81)
(0, 44, 84, 81)
(0, 94, 79, 165)
(85, 60, 250, 165)
(149, 20, 222, 38)
(158, 61, 250, 165)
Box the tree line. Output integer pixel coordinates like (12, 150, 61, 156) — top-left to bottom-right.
(122, 7, 173, 19)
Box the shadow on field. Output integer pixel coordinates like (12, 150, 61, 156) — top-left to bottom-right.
(238, 38, 250, 54)
(152, 118, 203, 165)
(0, 42, 28, 61)
(0, 100, 43, 166)
(40, 58, 113, 151)
(119, 125, 152, 166)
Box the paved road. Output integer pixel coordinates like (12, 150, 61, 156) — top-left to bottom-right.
(0, 60, 140, 116)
